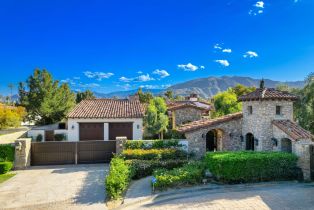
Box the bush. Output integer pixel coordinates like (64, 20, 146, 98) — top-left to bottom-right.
(0, 106, 26, 129)
(36, 134, 43, 142)
(124, 140, 182, 150)
(124, 140, 145, 149)
(0, 144, 15, 162)
(122, 148, 187, 160)
(205, 151, 298, 183)
(105, 157, 133, 200)
(0, 162, 13, 174)
(153, 162, 205, 190)
(54, 134, 66, 141)
(126, 159, 188, 179)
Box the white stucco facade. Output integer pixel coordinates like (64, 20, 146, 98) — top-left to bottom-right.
(67, 118, 143, 141)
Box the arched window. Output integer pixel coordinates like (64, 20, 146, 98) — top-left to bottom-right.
(206, 130, 217, 151)
(246, 133, 254, 151)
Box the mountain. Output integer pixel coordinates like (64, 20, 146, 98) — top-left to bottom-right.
(166, 76, 305, 98)
(97, 76, 305, 99)
(94, 88, 163, 98)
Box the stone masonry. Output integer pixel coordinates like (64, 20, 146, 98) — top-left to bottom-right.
(173, 107, 203, 127)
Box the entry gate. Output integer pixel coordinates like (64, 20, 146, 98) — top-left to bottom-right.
(31, 140, 116, 166)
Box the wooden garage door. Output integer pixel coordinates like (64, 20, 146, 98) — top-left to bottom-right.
(79, 123, 104, 141)
(109, 123, 133, 140)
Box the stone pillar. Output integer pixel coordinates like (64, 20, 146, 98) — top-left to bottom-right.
(14, 138, 32, 170)
(293, 141, 313, 181)
(116, 137, 127, 155)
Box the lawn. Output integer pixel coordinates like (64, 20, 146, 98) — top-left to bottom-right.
(0, 173, 15, 184)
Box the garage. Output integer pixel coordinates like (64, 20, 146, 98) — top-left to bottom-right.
(79, 123, 104, 141)
(109, 123, 133, 140)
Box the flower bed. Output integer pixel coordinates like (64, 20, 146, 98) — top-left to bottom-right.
(153, 162, 205, 190)
(205, 151, 298, 183)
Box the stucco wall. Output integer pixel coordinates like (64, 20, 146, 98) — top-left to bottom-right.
(242, 100, 294, 151)
(174, 107, 203, 126)
(67, 118, 143, 141)
(27, 130, 45, 141)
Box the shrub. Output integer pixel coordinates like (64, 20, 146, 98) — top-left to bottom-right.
(122, 148, 187, 160)
(126, 159, 188, 179)
(36, 134, 43, 142)
(0, 162, 13, 174)
(0, 106, 26, 129)
(124, 140, 145, 149)
(153, 162, 205, 190)
(54, 134, 66, 141)
(105, 157, 133, 200)
(0, 144, 15, 162)
(124, 140, 182, 150)
(205, 151, 298, 183)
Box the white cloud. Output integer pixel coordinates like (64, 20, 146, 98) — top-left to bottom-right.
(200, 66, 205, 69)
(255, 1, 264, 8)
(140, 84, 171, 89)
(60, 78, 76, 85)
(215, 60, 230, 67)
(137, 71, 143, 74)
(177, 63, 202, 71)
(119, 76, 134, 82)
(152, 69, 170, 78)
(214, 44, 222, 50)
(78, 83, 100, 88)
(222, 48, 232, 53)
(243, 51, 258, 58)
(249, 1, 265, 16)
(83, 71, 114, 81)
(137, 74, 154, 82)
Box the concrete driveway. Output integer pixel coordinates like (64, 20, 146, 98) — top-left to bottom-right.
(0, 164, 109, 210)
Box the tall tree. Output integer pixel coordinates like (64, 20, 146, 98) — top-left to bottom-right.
(232, 84, 256, 97)
(18, 69, 76, 125)
(7, 83, 14, 104)
(212, 90, 242, 117)
(76, 90, 95, 103)
(137, 88, 153, 103)
(144, 97, 169, 139)
(164, 90, 174, 100)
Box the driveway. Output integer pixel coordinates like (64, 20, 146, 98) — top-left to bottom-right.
(127, 182, 314, 210)
(0, 164, 109, 210)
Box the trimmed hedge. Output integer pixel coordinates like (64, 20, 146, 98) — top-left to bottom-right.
(0, 162, 13, 174)
(0, 144, 15, 162)
(105, 157, 133, 200)
(122, 148, 187, 160)
(153, 162, 205, 190)
(124, 140, 182, 150)
(126, 159, 188, 179)
(205, 151, 298, 183)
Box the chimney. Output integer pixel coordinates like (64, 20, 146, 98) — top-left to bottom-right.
(188, 93, 198, 102)
(260, 79, 265, 89)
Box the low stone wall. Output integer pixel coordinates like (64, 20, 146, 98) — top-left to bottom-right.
(14, 138, 32, 170)
(294, 141, 313, 181)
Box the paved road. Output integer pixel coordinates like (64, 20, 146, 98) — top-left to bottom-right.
(0, 164, 109, 210)
(127, 182, 314, 210)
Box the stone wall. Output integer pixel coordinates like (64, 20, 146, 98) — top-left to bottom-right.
(184, 118, 243, 158)
(174, 107, 203, 126)
(14, 138, 32, 170)
(242, 100, 294, 151)
(293, 141, 313, 181)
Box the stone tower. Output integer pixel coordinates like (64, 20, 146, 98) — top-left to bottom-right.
(238, 82, 298, 151)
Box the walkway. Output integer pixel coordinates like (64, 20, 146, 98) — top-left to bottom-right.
(0, 164, 109, 210)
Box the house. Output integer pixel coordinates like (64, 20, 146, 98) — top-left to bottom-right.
(176, 86, 313, 156)
(28, 98, 145, 141)
(167, 94, 212, 128)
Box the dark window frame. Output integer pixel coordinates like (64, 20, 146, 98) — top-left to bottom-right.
(276, 106, 282, 115)
(248, 106, 253, 115)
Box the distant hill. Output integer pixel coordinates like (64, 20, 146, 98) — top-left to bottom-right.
(96, 76, 304, 99)
(166, 76, 304, 98)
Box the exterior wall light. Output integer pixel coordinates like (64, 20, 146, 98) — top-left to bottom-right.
(240, 135, 244, 142)
(202, 133, 205, 139)
(271, 138, 278, 147)
(254, 138, 259, 146)
(71, 125, 75, 130)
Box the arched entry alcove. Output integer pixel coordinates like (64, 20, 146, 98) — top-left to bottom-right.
(281, 138, 292, 153)
(206, 130, 217, 151)
(246, 133, 255, 151)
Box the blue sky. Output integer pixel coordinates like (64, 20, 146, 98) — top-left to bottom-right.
(0, 0, 313, 94)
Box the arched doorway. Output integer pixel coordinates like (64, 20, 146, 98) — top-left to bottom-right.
(206, 130, 217, 151)
(281, 138, 292, 153)
(246, 133, 254, 151)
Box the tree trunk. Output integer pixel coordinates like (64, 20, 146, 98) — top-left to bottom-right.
(160, 131, 164, 140)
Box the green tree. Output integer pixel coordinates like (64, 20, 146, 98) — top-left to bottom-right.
(164, 90, 174, 100)
(212, 90, 242, 117)
(232, 84, 256, 97)
(144, 97, 169, 139)
(294, 73, 314, 134)
(76, 90, 95, 103)
(18, 69, 76, 125)
(137, 88, 153, 103)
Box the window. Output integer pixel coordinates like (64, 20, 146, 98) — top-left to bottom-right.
(276, 106, 282, 115)
(248, 106, 253, 115)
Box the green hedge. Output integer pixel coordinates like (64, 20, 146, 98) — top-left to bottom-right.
(205, 151, 298, 183)
(0, 162, 13, 174)
(105, 157, 133, 200)
(122, 148, 187, 160)
(126, 159, 188, 179)
(124, 140, 182, 150)
(0, 144, 15, 162)
(153, 162, 205, 190)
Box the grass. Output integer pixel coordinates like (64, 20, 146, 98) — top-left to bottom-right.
(0, 173, 15, 184)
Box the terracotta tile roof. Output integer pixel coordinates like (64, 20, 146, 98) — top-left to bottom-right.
(67, 99, 145, 119)
(272, 120, 314, 141)
(176, 112, 243, 133)
(238, 88, 298, 102)
(167, 101, 212, 111)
